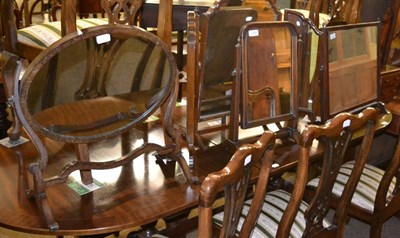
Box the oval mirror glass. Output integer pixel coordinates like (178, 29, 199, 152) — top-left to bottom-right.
(20, 25, 176, 143)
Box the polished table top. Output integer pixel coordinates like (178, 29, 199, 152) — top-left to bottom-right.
(0, 128, 198, 236)
(0, 112, 392, 236)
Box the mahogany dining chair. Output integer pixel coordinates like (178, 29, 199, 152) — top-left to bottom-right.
(308, 116, 400, 238)
(198, 107, 382, 237)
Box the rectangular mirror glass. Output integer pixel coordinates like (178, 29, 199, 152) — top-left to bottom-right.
(239, 22, 298, 129)
(324, 22, 380, 118)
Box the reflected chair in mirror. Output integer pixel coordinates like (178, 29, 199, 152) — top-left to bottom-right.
(228, 21, 298, 145)
(5, 24, 193, 231)
(185, 0, 258, 153)
(308, 129, 400, 238)
(199, 107, 382, 237)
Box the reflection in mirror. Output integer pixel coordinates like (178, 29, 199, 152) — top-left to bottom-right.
(239, 22, 297, 129)
(24, 27, 172, 139)
(325, 22, 379, 118)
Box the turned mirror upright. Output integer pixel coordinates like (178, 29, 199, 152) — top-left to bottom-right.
(5, 24, 193, 231)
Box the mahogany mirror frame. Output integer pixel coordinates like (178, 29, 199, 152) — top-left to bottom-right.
(237, 21, 298, 129)
(17, 25, 177, 144)
(319, 21, 381, 122)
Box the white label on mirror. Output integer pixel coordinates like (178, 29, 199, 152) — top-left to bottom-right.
(329, 32, 336, 40)
(244, 155, 252, 166)
(246, 16, 253, 22)
(272, 163, 280, 168)
(96, 34, 111, 44)
(343, 119, 351, 128)
(248, 29, 259, 37)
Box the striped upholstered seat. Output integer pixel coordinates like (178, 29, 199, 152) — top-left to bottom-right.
(213, 189, 330, 238)
(17, 18, 109, 48)
(308, 160, 397, 212)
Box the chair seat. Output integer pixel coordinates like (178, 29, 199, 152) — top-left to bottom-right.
(308, 161, 397, 212)
(213, 189, 330, 238)
(17, 18, 109, 48)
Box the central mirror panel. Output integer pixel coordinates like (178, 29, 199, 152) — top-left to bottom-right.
(239, 22, 297, 129)
(22, 26, 174, 142)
